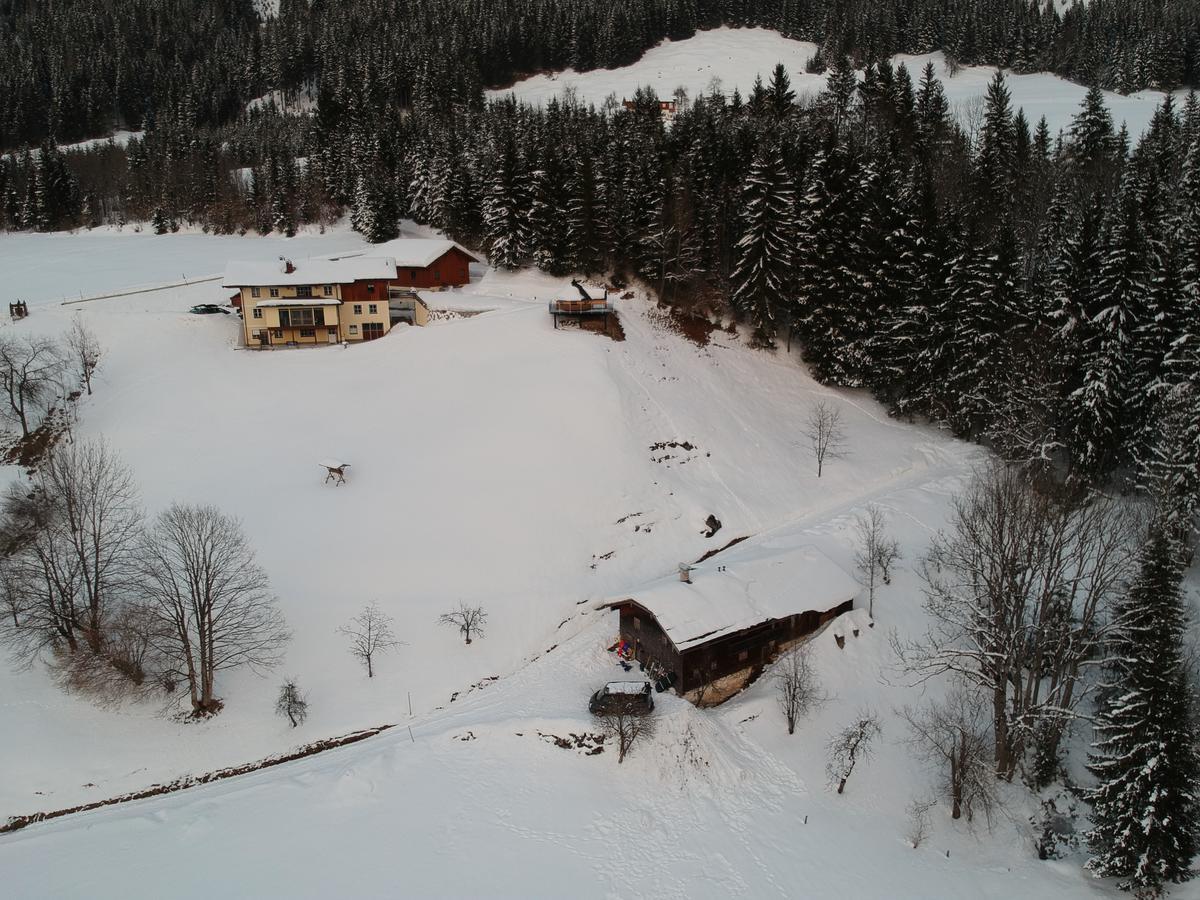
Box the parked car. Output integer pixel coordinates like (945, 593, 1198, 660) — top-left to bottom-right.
(189, 303, 230, 315)
(588, 681, 654, 715)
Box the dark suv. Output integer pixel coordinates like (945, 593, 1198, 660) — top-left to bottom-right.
(588, 681, 654, 715)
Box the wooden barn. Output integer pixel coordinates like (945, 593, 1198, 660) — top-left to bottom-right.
(602, 544, 857, 702)
(370, 238, 478, 289)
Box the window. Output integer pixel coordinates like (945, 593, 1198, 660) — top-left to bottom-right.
(296, 285, 313, 299)
(251, 287, 260, 298)
(409, 269, 417, 279)
(269, 288, 279, 298)
(300, 328, 315, 338)
(366, 283, 375, 293)
(433, 269, 440, 281)
(353, 304, 362, 315)
(738, 650, 749, 662)
(252, 307, 263, 319)
(368, 303, 377, 315)
(633, 617, 641, 631)
(349, 325, 358, 335)
(272, 329, 283, 339)
(323, 284, 333, 296)
(278, 308, 325, 328)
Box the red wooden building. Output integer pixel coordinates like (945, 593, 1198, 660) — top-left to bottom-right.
(370, 239, 478, 289)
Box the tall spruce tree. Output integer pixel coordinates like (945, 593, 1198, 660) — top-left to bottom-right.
(1086, 524, 1198, 896)
(1070, 168, 1150, 480)
(730, 141, 795, 346)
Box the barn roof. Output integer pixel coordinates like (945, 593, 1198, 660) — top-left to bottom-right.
(222, 256, 398, 288)
(367, 238, 480, 268)
(608, 544, 858, 652)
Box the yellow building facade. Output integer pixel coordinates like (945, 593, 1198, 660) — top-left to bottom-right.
(224, 257, 400, 348)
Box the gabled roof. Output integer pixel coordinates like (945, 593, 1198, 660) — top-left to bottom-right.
(606, 544, 857, 652)
(223, 256, 398, 288)
(366, 238, 480, 268)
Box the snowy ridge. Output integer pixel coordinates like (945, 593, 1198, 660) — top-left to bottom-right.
(492, 27, 1179, 139)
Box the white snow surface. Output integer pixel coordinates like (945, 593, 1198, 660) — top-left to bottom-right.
(0, 226, 1195, 898)
(611, 543, 859, 650)
(491, 26, 1179, 139)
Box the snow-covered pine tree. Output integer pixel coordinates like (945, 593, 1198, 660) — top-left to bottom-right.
(766, 62, 796, 118)
(940, 217, 1026, 438)
(1069, 168, 1150, 481)
(1136, 384, 1200, 539)
(1086, 523, 1198, 896)
(351, 172, 397, 243)
(482, 139, 529, 270)
(794, 138, 868, 381)
(563, 150, 601, 274)
(1066, 85, 1116, 182)
(915, 62, 950, 148)
(730, 141, 795, 347)
(972, 70, 1015, 225)
(150, 205, 170, 236)
(876, 159, 953, 416)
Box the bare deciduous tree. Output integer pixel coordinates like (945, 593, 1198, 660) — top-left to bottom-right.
(826, 710, 882, 794)
(0, 564, 22, 630)
(339, 602, 401, 677)
(803, 399, 847, 478)
(596, 697, 656, 763)
(893, 464, 1138, 779)
(439, 602, 487, 645)
(853, 505, 901, 617)
(139, 503, 289, 716)
(774, 643, 824, 734)
(276, 678, 308, 727)
(905, 796, 937, 848)
(106, 601, 165, 685)
(901, 684, 997, 823)
(0, 439, 141, 659)
(65, 318, 103, 396)
(0, 333, 63, 438)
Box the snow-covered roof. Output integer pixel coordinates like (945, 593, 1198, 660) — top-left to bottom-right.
(366, 238, 479, 269)
(610, 544, 858, 652)
(223, 256, 397, 288)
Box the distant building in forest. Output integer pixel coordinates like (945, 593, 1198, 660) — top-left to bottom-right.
(622, 98, 677, 122)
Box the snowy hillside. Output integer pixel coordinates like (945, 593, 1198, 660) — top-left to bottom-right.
(0, 225, 976, 817)
(0, 227, 1195, 899)
(490, 26, 1178, 139)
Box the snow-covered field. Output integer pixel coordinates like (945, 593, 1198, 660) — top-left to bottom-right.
(0, 226, 1194, 899)
(490, 27, 1177, 139)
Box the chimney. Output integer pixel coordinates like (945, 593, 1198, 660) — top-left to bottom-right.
(285, 259, 295, 274)
(678, 563, 693, 584)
